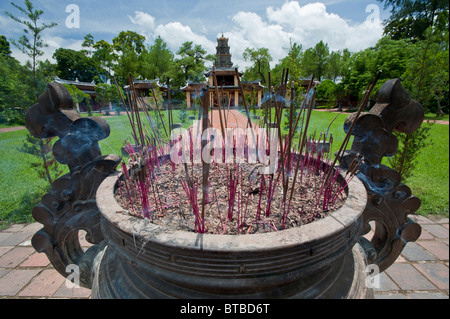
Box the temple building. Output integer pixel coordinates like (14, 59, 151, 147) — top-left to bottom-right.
(53, 77, 101, 112)
(123, 79, 169, 109)
(182, 35, 264, 109)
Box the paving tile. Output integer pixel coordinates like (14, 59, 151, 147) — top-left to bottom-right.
(418, 229, 434, 240)
(421, 224, 449, 239)
(374, 272, 400, 291)
(0, 269, 40, 296)
(0, 247, 35, 268)
(385, 263, 437, 291)
(0, 246, 13, 258)
(374, 292, 407, 299)
(20, 223, 42, 233)
(428, 216, 449, 224)
(53, 283, 91, 299)
(413, 263, 449, 290)
(0, 268, 11, 280)
(406, 292, 449, 299)
(3, 224, 25, 233)
(18, 269, 66, 297)
(0, 233, 12, 245)
(417, 240, 449, 261)
(0, 231, 34, 246)
(20, 252, 50, 268)
(401, 242, 436, 262)
(394, 254, 407, 263)
(409, 215, 435, 224)
(19, 239, 32, 247)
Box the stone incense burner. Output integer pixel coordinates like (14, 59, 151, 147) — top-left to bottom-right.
(26, 79, 423, 299)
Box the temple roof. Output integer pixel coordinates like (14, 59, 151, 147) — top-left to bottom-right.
(53, 77, 97, 96)
(54, 77, 96, 87)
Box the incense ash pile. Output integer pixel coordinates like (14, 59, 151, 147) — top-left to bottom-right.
(115, 157, 349, 235)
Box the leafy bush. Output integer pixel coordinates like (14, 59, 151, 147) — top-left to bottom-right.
(316, 80, 337, 108)
(0, 108, 25, 125)
(388, 122, 433, 181)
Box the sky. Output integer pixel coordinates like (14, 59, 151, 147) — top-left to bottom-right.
(0, 0, 391, 70)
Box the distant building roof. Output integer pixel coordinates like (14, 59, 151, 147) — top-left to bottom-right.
(54, 77, 96, 87)
(123, 79, 169, 91)
(53, 77, 97, 96)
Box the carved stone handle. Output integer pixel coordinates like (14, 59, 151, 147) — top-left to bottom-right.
(26, 83, 121, 288)
(340, 79, 423, 272)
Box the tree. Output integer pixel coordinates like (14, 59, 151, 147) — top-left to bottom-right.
(0, 35, 12, 57)
(81, 33, 95, 57)
(301, 41, 330, 81)
(63, 84, 90, 106)
(242, 47, 272, 84)
(35, 59, 58, 91)
(388, 123, 433, 181)
(141, 36, 174, 80)
(112, 31, 147, 85)
(95, 83, 124, 113)
(273, 41, 304, 86)
(113, 31, 146, 55)
(324, 49, 352, 82)
(53, 48, 99, 82)
(316, 79, 338, 107)
(342, 37, 413, 103)
(170, 41, 209, 87)
(402, 27, 449, 114)
(0, 53, 35, 123)
(92, 39, 116, 78)
(20, 133, 64, 186)
(378, 0, 449, 41)
(5, 0, 57, 86)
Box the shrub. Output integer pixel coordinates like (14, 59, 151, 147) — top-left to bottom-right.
(388, 121, 433, 181)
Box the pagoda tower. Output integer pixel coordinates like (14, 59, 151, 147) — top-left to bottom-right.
(215, 34, 233, 69)
(183, 34, 264, 109)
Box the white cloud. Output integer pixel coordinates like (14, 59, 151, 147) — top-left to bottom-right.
(154, 22, 216, 56)
(128, 11, 215, 55)
(12, 35, 83, 65)
(265, 1, 383, 52)
(226, 1, 383, 69)
(128, 11, 156, 33)
(228, 11, 293, 69)
(107, 2, 384, 74)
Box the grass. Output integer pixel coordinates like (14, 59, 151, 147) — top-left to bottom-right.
(424, 113, 449, 122)
(406, 123, 449, 215)
(0, 109, 447, 229)
(0, 129, 52, 227)
(0, 122, 25, 129)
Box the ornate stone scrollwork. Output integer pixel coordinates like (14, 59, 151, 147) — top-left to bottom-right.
(340, 79, 424, 272)
(26, 83, 121, 288)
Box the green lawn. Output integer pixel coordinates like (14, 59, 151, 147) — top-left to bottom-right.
(0, 129, 52, 226)
(424, 113, 449, 122)
(407, 123, 449, 215)
(0, 109, 448, 229)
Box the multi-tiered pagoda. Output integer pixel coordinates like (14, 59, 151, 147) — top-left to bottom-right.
(183, 35, 264, 109)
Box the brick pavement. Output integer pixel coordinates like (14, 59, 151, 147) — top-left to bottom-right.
(0, 215, 447, 299)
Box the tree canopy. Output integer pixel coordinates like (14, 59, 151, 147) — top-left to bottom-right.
(242, 47, 272, 84)
(1, 0, 448, 123)
(5, 0, 57, 84)
(379, 0, 449, 41)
